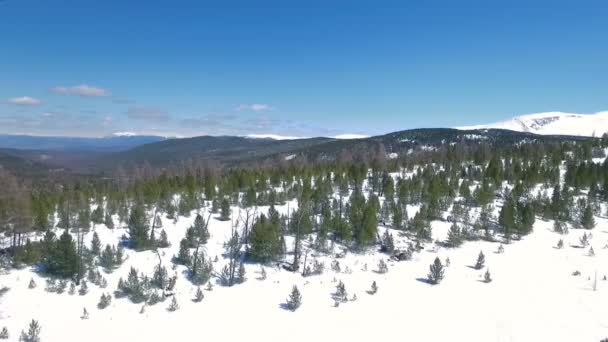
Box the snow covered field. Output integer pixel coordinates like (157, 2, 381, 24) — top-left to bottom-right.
(1, 202, 608, 341)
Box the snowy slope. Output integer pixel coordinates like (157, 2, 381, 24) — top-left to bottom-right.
(458, 111, 608, 137)
(1, 196, 608, 341)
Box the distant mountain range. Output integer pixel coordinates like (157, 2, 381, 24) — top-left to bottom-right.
(457, 111, 608, 137)
(0, 134, 166, 152)
(0, 113, 600, 178)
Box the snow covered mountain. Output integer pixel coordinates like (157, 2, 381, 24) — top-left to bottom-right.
(458, 111, 608, 137)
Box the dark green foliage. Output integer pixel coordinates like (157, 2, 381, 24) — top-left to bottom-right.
(91, 232, 101, 256)
(447, 221, 463, 247)
(380, 230, 395, 254)
(248, 214, 282, 262)
(43, 229, 79, 278)
(581, 204, 596, 229)
(189, 251, 213, 285)
(428, 257, 444, 285)
(176, 239, 191, 266)
(128, 205, 151, 250)
(219, 198, 231, 221)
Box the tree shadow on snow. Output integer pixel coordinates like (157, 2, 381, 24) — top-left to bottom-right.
(415, 277, 431, 284)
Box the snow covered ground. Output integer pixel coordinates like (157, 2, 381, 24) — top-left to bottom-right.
(1, 203, 608, 341)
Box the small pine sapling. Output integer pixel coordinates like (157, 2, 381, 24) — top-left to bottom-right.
(428, 257, 444, 285)
(368, 281, 378, 295)
(335, 281, 348, 302)
(19, 320, 40, 342)
(81, 307, 89, 320)
(484, 269, 492, 283)
(377, 259, 388, 274)
(474, 251, 485, 270)
(259, 266, 267, 280)
(497, 244, 504, 254)
(193, 287, 204, 302)
(557, 239, 564, 249)
(79, 280, 88, 296)
(588, 246, 595, 257)
(0, 327, 8, 339)
(28, 278, 36, 289)
(286, 285, 302, 311)
(167, 296, 179, 312)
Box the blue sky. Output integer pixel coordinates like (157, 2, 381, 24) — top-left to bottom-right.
(0, 0, 607, 137)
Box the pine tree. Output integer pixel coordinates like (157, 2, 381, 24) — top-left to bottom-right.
(19, 320, 41, 342)
(167, 296, 179, 312)
(128, 204, 150, 250)
(98, 293, 112, 309)
(447, 221, 462, 247)
(193, 287, 204, 302)
(335, 281, 348, 302)
(474, 251, 485, 270)
(81, 307, 89, 320)
(219, 198, 231, 221)
(368, 281, 378, 295)
(176, 239, 191, 266)
(497, 244, 504, 254)
(286, 285, 302, 311)
(484, 269, 492, 283)
(557, 239, 564, 249)
(581, 204, 596, 230)
(28, 278, 36, 289)
(377, 259, 388, 274)
(157, 230, 170, 248)
(79, 280, 88, 295)
(91, 232, 101, 256)
(427, 257, 444, 285)
(104, 212, 115, 229)
(0, 327, 7, 340)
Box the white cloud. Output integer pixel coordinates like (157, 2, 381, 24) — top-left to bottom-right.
(7, 96, 41, 106)
(125, 106, 170, 122)
(50, 84, 111, 97)
(235, 103, 273, 112)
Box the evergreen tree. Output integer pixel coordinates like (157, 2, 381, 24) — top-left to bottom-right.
(0, 327, 7, 339)
(369, 281, 378, 295)
(484, 269, 492, 283)
(581, 204, 596, 229)
(176, 239, 191, 266)
(193, 287, 204, 302)
(98, 293, 112, 309)
(474, 251, 485, 270)
(427, 257, 444, 285)
(167, 296, 179, 312)
(286, 285, 302, 311)
(219, 198, 231, 221)
(447, 221, 462, 247)
(91, 232, 101, 256)
(158, 230, 170, 248)
(248, 214, 282, 262)
(19, 320, 41, 342)
(128, 205, 150, 250)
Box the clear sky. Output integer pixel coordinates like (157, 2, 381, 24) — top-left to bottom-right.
(0, 0, 607, 137)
